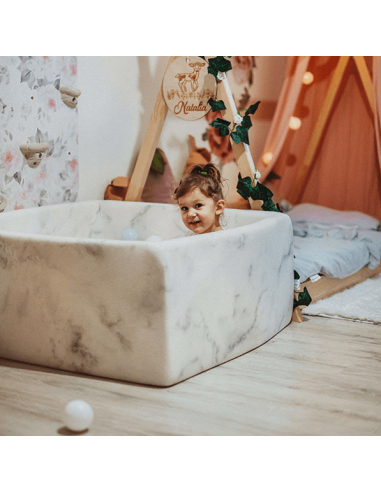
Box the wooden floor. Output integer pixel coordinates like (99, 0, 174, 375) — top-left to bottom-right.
(1, 315, 381, 436)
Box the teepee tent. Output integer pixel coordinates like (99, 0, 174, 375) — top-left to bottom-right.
(255, 56, 381, 220)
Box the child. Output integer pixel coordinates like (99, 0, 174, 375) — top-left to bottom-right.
(174, 163, 226, 234)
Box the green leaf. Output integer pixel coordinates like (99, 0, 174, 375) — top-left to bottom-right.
(230, 131, 241, 144)
(298, 287, 312, 307)
(207, 98, 227, 112)
(236, 174, 283, 212)
(208, 56, 232, 79)
(293, 287, 312, 309)
(231, 125, 249, 145)
(246, 101, 261, 116)
(209, 117, 231, 137)
(240, 114, 253, 129)
(236, 175, 253, 200)
(208, 66, 218, 78)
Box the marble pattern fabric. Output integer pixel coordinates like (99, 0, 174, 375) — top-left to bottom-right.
(0, 200, 294, 386)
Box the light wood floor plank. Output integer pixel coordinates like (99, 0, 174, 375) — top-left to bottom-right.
(1, 315, 381, 435)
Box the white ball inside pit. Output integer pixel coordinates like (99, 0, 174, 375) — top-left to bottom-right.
(64, 400, 94, 432)
(121, 228, 139, 241)
(146, 235, 163, 242)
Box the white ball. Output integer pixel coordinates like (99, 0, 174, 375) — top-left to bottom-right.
(64, 400, 94, 432)
(146, 235, 163, 242)
(121, 228, 139, 241)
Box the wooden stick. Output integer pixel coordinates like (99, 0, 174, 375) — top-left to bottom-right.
(288, 56, 350, 204)
(215, 73, 262, 210)
(217, 76, 256, 181)
(292, 306, 304, 323)
(353, 56, 374, 113)
(125, 56, 177, 202)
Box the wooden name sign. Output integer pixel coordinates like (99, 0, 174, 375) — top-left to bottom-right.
(163, 56, 216, 121)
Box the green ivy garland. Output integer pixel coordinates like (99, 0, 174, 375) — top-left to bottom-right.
(202, 56, 261, 146)
(201, 56, 281, 214)
(293, 287, 312, 310)
(236, 174, 282, 213)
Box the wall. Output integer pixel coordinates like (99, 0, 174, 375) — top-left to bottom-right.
(0, 56, 79, 211)
(77, 56, 287, 202)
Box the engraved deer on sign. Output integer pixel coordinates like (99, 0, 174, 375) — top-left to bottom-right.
(175, 61, 206, 94)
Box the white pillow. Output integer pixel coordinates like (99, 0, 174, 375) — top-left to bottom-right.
(287, 203, 380, 230)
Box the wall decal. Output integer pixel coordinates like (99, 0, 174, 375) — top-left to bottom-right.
(20, 142, 49, 168)
(59, 86, 81, 108)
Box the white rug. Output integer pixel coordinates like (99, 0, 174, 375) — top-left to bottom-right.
(302, 273, 381, 324)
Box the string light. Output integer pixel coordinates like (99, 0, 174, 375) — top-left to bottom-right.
(262, 152, 273, 165)
(289, 116, 301, 130)
(302, 72, 314, 85)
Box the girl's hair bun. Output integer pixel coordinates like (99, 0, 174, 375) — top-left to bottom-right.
(174, 162, 224, 203)
(189, 163, 222, 183)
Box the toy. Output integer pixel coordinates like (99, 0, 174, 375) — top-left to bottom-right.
(63, 400, 94, 432)
(121, 228, 139, 241)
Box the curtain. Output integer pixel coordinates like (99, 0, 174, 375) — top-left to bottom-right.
(255, 56, 310, 180)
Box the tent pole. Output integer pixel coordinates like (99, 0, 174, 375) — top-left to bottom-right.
(289, 56, 350, 204)
(353, 56, 374, 113)
(125, 56, 177, 202)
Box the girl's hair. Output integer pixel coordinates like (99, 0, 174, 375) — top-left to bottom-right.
(174, 163, 224, 203)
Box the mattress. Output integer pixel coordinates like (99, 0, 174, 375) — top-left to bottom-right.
(287, 204, 381, 283)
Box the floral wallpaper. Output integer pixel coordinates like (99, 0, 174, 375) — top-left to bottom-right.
(0, 56, 79, 212)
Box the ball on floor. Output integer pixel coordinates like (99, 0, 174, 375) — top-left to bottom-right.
(64, 400, 94, 432)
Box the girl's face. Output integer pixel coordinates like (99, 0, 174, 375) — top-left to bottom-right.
(178, 187, 225, 234)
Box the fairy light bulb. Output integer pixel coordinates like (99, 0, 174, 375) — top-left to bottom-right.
(302, 72, 314, 85)
(289, 116, 301, 130)
(262, 152, 273, 165)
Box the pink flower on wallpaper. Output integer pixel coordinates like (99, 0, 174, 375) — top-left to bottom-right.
(14, 191, 28, 210)
(71, 175, 79, 189)
(69, 158, 78, 172)
(231, 56, 255, 85)
(70, 64, 77, 76)
(48, 98, 56, 109)
(38, 86, 59, 111)
(37, 170, 47, 182)
(1, 149, 20, 172)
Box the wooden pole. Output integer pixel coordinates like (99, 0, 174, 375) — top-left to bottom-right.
(125, 56, 177, 202)
(353, 56, 374, 113)
(217, 75, 263, 210)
